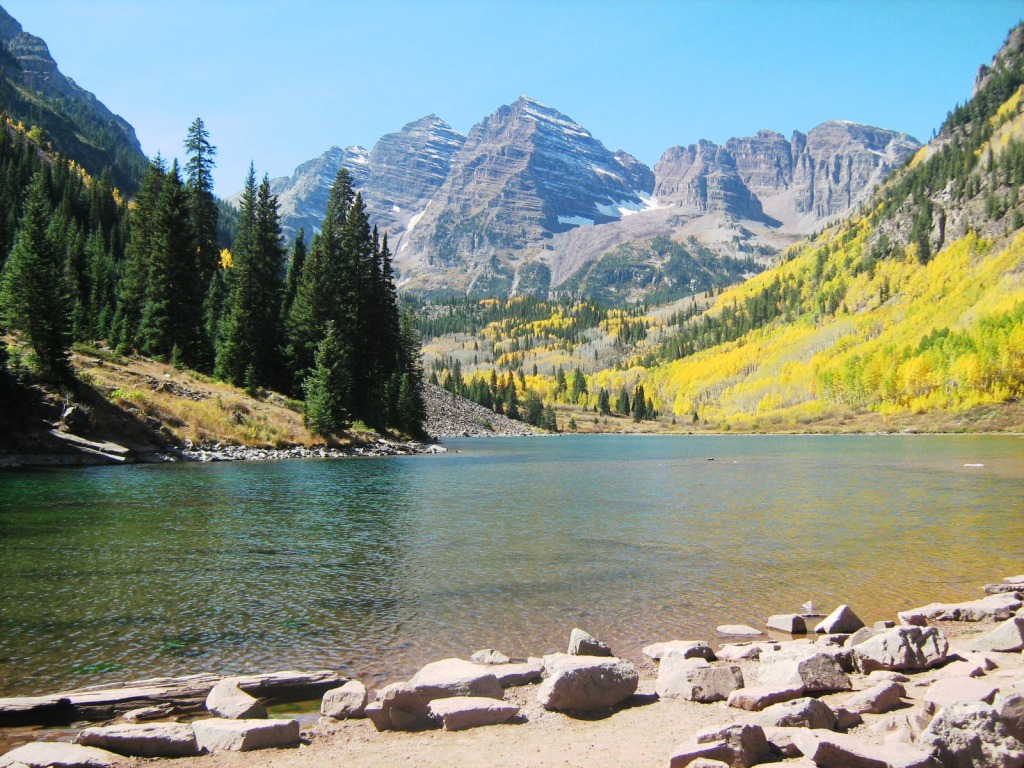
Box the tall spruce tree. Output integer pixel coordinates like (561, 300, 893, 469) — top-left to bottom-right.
(184, 117, 219, 368)
(281, 227, 306, 323)
(303, 320, 350, 437)
(0, 169, 71, 379)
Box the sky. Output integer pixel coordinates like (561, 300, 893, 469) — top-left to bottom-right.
(2, 1, 1021, 197)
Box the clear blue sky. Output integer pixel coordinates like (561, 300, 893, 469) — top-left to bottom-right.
(3, 1, 1020, 196)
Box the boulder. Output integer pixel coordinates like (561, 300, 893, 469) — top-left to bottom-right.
(489, 658, 544, 687)
(374, 682, 432, 731)
(766, 614, 808, 634)
(75, 722, 200, 758)
(205, 680, 267, 719)
(790, 729, 939, 767)
(919, 700, 1024, 768)
(833, 707, 864, 730)
(815, 605, 865, 635)
(847, 627, 883, 647)
(841, 681, 906, 715)
(320, 679, 367, 719)
(427, 696, 519, 731)
(670, 724, 770, 768)
(656, 655, 744, 703)
(717, 624, 763, 636)
(758, 649, 852, 692)
(727, 684, 805, 711)
(568, 627, 612, 656)
(408, 658, 504, 702)
(923, 677, 999, 715)
(669, 724, 771, 768)
(642, 640, 716, 662)
(996, 691, 1024, 743)
(470, 649, 511, 665)
(853, 626, 949, 673)
(716, 643, 764, 662)
(757, 696, 836, 730)
(536, 655, 638, 712)
(192, 717, 300, 752)
(898, 594, 1022, 624)
(970, 616, 1024, 653)
(0, 742, 119, 768)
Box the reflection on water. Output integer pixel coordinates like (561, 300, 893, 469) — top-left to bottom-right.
(1, 435, 1022, 695)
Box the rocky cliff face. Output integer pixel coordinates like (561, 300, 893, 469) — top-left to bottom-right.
(0, 5, 147, 191)
(260, 96, 919, 300)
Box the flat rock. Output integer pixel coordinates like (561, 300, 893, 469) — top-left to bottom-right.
(75, 722, 200, 758)
(470, 649, 510, 665)
(970, 616, 1024, 653)
(716, 643, 764, 662)
(766, 614, 807, 634)
(121, 704, 174, 722)
(815, 604, 865, 635)
(842, 680, 905, 715)
(0, 742, 119, 768)
(985, 584, 1024, 595)
(717, 624, 763, 636)
(853, 626, 949, 673)
(568, 628, 612, 656)
(866, 670, 910, 684)
(727, 684, 805, 711)
(657, 657, 743, 703)
(488, 658, 543, 687)
(427, 696, 519, 731)
(898, 593, 1023, 623)
(868, 711, 930, 745)
(206, 680, 267, 720)
(642, 640, 716, 662)
(920, 700, 1024, 768)
(791, 729, 939, 767)
(408, 658, 504, 702)
(320, 679, 367, 719)
(192, 717, 300, 752)
(758, 648, 852, 692)
(537, 655, 638, 712)
(1005, 575, 1024, 584)
(757, 696, 836, 730)
(923, 676, 999, 715)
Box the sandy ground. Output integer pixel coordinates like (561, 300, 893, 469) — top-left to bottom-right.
(95, 622, 1023, 768)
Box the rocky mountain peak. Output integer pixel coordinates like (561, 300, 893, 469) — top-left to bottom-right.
(974, 23, 1024, 97)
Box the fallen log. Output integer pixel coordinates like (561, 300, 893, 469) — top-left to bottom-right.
(0, 669, 347, 727)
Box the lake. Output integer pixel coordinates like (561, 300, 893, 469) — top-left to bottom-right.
(1, 434, 1022, 697)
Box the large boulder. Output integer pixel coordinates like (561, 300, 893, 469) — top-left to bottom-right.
(757, 696, 836, 730)
(536, 655, 638, 712)
(898, 594, 1022, 624)
(970, 616, 1024, 653)
(842, 681, 906, 715)
(669, 724, 770, 768)
(758, 649, 852, 692)
(427, 696, 519, 731)
(853, 626, 949, 673)
(206, 679, 267, 719)
(320, 679, 367, 719)
(568, 628, 613, 656)
(642, 640, 716, 662)
(191, 717, 300, 752)
(919, 701, 1024, 768)
(0, 742, 119, 768)
(923, 677, 999, 715)
(997, 691, 1024, 743)
(656, 654, 743, 703)
(791, 729, 940, 767)
(815, 605, 865, 635)
(75, 723, 200, 758)
(408, 658, 504, 702)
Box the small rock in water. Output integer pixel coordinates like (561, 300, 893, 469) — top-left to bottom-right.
(717, 624, 763, 637)
(567, 628, 613, 656)
(471, 648, 511, 665)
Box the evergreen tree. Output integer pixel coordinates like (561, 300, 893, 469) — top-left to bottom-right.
(615, 386, 630, 415)
(184, 117, 220, 367)
(570, 368, 588, 402)
(281, 227, 306, 322)
(597, 387, 611, 415)
(303, 321, 350, 437)
(632, 384, 647, 422)
(0, 169, 70, 379)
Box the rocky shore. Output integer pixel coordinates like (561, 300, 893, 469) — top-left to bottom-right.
(2, 576, 1023, 768)
(422, 383, 543, 438)
(175, 438, 443, 463)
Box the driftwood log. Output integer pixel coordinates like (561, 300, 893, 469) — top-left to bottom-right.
(0, 669, 347, 726)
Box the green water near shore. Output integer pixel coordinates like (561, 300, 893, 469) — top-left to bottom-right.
(1, 434, 1022, 696)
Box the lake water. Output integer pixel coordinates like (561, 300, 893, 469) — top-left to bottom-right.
(1, 434, 1022, 697)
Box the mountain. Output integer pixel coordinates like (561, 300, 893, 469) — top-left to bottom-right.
(0, 4, 147, 192)
(266, 97, 919, 301)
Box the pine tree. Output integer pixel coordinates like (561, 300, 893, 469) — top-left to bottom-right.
(184, 117, 220, 367)
(0, 169, 70, 379)
(303, 321, 350, 437)
(631, 384, 647, 422)
(615, 386, 630, 415)
(281, 227, 306, 322)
